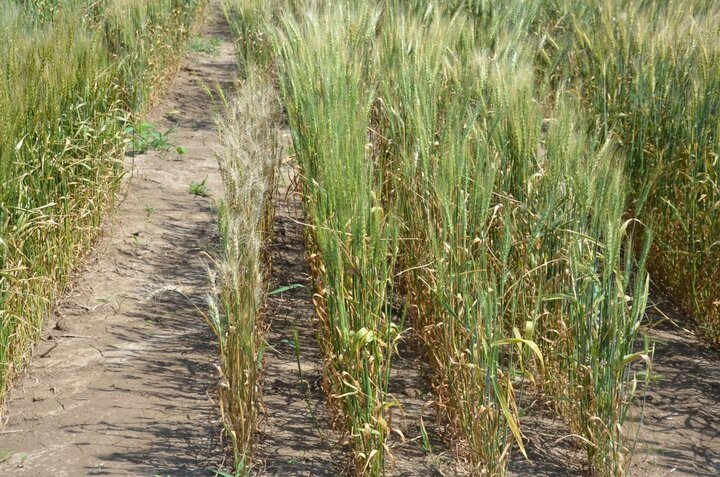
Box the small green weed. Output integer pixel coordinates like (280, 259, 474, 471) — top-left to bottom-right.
(419, 416, 432, 454)
(125, 121, 172, 153)
(187, 36, 222, 55)
(188, 177, 209, 197)
(175, 145, 187, 161)
(0, 450, 15, 463)
(211, 462, 247, 477)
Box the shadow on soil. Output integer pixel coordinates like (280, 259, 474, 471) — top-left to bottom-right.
(628, 295, 720, 477)
(508, 291, 719, 477)
(81, 199, 222, 476)
(253, 207, 348, 477)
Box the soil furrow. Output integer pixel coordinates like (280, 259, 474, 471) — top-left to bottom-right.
(630, 296, 720, 477)
(385, 334, 470, 477)
(254, 161, 348, 476)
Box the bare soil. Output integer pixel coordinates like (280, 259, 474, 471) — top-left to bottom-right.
(385, 333, 469, 477)
(630, 295, 720, 477)
(252, 164, 348, 476)
(0, 6, 234, 476)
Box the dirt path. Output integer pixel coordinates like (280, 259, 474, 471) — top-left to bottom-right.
(0, 6, 234, 476)
(630, 297, 720, 477)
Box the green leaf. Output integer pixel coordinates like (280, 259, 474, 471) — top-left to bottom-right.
(268, 283, 305, 295)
